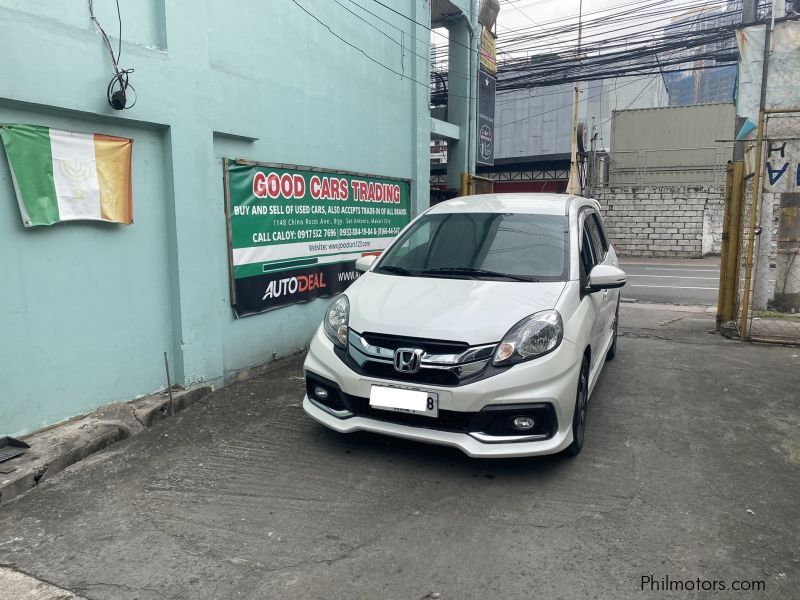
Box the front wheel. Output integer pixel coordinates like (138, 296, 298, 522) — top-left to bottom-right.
(564, 356, 590, 457)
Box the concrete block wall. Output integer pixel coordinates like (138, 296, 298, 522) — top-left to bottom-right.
(755, 192, 800, 312)
(593, 185, 725, 257)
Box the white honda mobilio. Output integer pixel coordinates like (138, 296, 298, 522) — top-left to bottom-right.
(302, 194, 626, 458)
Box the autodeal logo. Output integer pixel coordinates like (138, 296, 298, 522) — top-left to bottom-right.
(262, 272, 326, 300)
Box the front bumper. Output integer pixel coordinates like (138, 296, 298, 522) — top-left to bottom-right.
(302, 326, 583, 458)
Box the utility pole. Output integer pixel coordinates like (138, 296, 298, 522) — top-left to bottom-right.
(566, 0, 583, 195)
(723, 0, 758, 326)
(738, 15, 772, 338)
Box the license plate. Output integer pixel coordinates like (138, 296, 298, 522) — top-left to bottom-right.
(369, 385, 439, 418)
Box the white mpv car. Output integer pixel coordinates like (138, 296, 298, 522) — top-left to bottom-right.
(302, 194, 626, 458)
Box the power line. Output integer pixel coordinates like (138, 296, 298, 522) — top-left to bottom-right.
(502, 0, 545, 30)
(365, 0, 479, 54)
(333, 0, 473, 84)
(289, 0, 432, 89)
(492, 0, 735, 64)
(333, 0, 430, 64)
(496, 0, 733, 44)
(343, 0, 431, 51)
(495, 73, 659, 129)
(290, 0, 479, 101)
(597, 0, 721, 128)
(432, 0, 750, 89)
(496, 18, 741, 87)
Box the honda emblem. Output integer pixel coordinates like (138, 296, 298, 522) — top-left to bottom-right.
(394, 348, 424, 373)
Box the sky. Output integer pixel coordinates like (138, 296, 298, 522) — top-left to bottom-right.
(430, 0, 733, 68)
(494, 0, 624, 32)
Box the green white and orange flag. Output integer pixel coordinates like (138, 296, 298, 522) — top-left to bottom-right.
(0, 124, 133, 227)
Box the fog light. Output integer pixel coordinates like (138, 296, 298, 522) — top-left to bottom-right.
(313, 385, 329, 401)
(512, 416, 535, 431)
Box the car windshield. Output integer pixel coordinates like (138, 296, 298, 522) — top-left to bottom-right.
(375, 212, 568, 281)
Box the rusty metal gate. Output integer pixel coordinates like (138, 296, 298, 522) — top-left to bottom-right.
(460, 173, 494, 196)
(720, 108, 800, 344)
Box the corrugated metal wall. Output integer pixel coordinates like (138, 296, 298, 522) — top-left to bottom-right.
(495, 83, 575, 159)
(609, 103, 735, 185)
(494, 75, 669, 160)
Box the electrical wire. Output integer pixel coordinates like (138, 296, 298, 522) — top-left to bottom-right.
(290, 0, 479, 98)
(469, 1, 755, 90)
(495, 73, 659, 129)
(332, 0, 477, 84)
(491, 0, 738, 133)
(343, 0, 432, 52)
(503, 0, 545, 29)
(333, 0, 429, 64)
(364, 0, 479, 54)
(290, 0, 434, 88)
(89, 0, 136, 109)
(596, 0, 721, 128)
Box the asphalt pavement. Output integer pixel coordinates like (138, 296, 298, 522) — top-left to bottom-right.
(0, 304, 798, 600)
(620, 257, 720, 306)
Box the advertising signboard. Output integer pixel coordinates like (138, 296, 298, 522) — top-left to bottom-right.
(223, 159, 411, 317)
(480, 27, 497, 76)
(477, 73, 496, 166)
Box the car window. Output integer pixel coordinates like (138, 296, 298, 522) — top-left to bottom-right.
(376, 212, 569, 281)
(584, 213, 606, 263)
(589, 213, 609, 254)
(387, 219, 432, 263)
(580, 226, 596, 275)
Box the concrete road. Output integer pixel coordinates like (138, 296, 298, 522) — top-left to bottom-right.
(0, 305, 798, 600)
(620, 258, 720, 306)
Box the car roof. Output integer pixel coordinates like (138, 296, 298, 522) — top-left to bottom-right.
(425, 193, 593, 216)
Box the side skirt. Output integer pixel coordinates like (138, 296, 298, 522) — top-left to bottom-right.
(587, 325, 614, 397)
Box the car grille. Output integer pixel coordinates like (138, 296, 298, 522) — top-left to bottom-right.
(339, 330, 499, 387)
(360, 332, 469, 355)
(360, 361, 461, 386)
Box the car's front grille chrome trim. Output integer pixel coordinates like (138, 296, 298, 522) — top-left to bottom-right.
(469, 431, 550, 444)
(308, 396, 353, 419)
(349, 330, 496, 367)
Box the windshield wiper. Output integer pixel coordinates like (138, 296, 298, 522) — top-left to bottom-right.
(420, 267, 539, 282)
(376, 264, 413, 276)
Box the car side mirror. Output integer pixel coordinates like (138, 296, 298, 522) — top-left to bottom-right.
(355, 254, 378, 273)
(588, 264, 626, 293)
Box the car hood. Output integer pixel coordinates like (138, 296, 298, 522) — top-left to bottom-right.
(346, 272, 566, 345)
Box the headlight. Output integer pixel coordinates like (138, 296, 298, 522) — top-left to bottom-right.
(323, 296, 349, 348)
(493, 310, 563, 366)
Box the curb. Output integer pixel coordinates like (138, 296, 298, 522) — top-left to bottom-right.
(0, 386, 212, 507)
(0, 566, 87, 599)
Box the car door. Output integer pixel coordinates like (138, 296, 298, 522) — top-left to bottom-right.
(584, 211, 616, 351)
(578, 212, 606, 369)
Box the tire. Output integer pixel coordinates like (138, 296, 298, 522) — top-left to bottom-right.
(564, 356, 590, 457)
(606, 300, 620, 361)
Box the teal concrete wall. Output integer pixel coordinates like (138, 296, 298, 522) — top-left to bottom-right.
(0, 0, 467, 436)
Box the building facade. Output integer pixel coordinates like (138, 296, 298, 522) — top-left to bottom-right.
(450, 74, 668, 194)
(662, 1, 740, 106)
(0, 0, 478, 436)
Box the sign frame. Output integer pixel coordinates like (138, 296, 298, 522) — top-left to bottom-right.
(479, 26, 497, 76)
(477, 73, 496, 166)
(222, 158, 412, 318)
